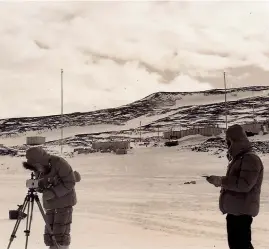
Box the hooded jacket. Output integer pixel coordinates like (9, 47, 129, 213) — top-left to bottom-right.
(25, 147, 81, 210)
(219, 124, 264, 217)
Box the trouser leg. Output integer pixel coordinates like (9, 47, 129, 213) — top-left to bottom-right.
(226, 214, 254, 249)
(53, 206, 73, 246)
(44, 209, 55, 246)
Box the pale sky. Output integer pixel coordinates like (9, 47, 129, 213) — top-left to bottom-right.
(1, 0, 269, 118)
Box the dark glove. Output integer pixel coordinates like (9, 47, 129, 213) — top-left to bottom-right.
(38, 179, 48, 189)
(38, 176, 59, 190)
(206, 175, 222, 187)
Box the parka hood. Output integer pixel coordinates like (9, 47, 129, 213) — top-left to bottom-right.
(226, 124, 252, 158)
(25, 147, 51, 166)
(226, 124, 249, 142)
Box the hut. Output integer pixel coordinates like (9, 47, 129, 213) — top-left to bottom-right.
(26, 136, 46, 145)
(92, 140, 130, 152)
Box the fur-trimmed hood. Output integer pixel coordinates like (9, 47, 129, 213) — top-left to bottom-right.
(23, 147, 51, 172)
(26, 147, 50, 164)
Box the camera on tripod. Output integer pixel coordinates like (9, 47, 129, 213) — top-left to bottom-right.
(7, 171, 60, 249)
(9, 172, 39, 221)
(26, 179, 39, 189)
(24, 169, 42, 190)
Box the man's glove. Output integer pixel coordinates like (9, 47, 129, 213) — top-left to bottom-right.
(38, 179, 47, 189)
(38, 176, 59, 190)
(206, 175, 222, 187)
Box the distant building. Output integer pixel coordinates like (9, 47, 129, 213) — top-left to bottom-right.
(163, 121, 269, 140)
(92, 140, 130, 151)
(163, 127, 223, 139)
(26, 136, 46, 145)
(241, 121, 269, 134)
(115, 148, 127, 155)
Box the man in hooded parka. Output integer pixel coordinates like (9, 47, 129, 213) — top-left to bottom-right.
(23, 147, 81, 249)
(206, 124, 264, 249)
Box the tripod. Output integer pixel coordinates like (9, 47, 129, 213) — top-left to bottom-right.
(7, 173, 60, 249)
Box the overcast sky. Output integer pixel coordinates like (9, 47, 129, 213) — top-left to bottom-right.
(1, 1, 269, 118)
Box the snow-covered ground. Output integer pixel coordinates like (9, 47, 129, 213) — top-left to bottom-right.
(0, 146, 268, 249)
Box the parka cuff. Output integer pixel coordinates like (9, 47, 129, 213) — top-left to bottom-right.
(220, 176, 225, 187)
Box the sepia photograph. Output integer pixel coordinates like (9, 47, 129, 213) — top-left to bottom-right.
(0, 1, 268, 248)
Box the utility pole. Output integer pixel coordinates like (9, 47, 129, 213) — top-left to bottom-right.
(224, 72, 228, 130)
(252, 90, 255, 122)
(139, 121, 142, 142)
(60, 69, 64, 154)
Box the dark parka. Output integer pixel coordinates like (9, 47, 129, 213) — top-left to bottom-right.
(219, 124, 264, 217)
(25, 147, 80, 210)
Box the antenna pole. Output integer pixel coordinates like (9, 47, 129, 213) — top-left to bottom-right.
(224, 72, 228, 130)
(61, 69, 64, 154)
(252, 90, 255, 122)
(139, 121, 142, 142)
